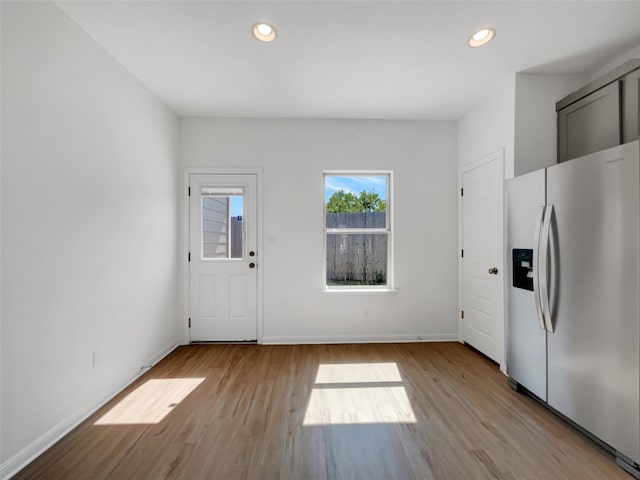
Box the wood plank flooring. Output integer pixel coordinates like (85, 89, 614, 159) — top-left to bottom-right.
(14, 342, 630, 479)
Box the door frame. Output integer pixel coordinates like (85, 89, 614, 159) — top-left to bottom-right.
(182, 167, 264, 344)
(457, 149, 505, 372)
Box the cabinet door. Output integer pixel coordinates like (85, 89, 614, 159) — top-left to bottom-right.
(558, 81, 621, 162)
(622, 69, 640, 144)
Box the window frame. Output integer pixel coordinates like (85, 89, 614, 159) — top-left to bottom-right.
(323, 170, 394, 292)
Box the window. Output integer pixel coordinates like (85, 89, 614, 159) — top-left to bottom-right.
(201, 187, 244, 259)
(324, 172, 392, 289)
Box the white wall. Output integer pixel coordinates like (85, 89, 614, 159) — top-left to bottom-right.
(514, 73, 587, 176)
(457, 76, 516, 178)
(457, 72, 588, 177)
(180, 118, 458, 343)
(1, 1, 180, 475)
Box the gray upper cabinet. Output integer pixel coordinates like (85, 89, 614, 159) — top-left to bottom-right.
(557, 60, 640, 163)
(558, 82, 621, 162)
(622, 68, 640, 144)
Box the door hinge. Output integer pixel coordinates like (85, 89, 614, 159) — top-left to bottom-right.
(461, 249, 464, 258)
(461, 310, 464, 319)
(460, 187, 463, 196)
(188, 186, 191, 197)
(188, 318, 191, 328)
(188, 252, 191, 262)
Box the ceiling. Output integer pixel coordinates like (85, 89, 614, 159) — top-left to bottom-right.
(56, 1, 640, 120)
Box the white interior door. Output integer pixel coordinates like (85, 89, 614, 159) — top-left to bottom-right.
(461, 154, 503, 364)
(189, 174, 257, 341)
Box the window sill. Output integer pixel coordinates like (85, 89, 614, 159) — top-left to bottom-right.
(321, 288, 398, 295)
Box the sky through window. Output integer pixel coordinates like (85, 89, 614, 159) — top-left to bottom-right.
(325, 176, 387, 203)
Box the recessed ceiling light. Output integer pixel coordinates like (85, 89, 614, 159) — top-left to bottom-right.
(252, 22, 277, 43)
(468, 27, 496, 48)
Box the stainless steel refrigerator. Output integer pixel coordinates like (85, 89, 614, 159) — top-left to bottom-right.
(506, 140, 640, 477)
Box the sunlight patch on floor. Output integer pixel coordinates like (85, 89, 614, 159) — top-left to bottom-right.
(94, 378, 205, 425)
(314, 362, 402, 384)
(303, 385, 416, 425)
(303, 362, 416, 426)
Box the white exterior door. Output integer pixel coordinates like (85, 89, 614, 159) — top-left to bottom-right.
(189, 174, 257, 341)
(460, 153, 503, 364)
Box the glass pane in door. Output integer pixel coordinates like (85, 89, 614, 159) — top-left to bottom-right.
(201, 187, 244, 259)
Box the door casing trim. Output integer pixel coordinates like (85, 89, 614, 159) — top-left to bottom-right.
(182, 167, 264, 345)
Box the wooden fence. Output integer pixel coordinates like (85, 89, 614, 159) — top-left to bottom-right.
(326, 212, 387, 285)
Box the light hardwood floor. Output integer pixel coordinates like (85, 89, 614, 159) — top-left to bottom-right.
(14, 342, 630, 479)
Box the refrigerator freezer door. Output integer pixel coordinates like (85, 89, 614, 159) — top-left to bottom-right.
(547, 141, 640, 462)
(506, 169, 547, 400)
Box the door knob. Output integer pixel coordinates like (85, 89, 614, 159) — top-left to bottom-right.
(249, 262, 256, 269)
(488, 267, 498, 275)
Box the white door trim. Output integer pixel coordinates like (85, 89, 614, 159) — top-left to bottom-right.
(457, 149, 505, 373)
(182, 167, 264, 344)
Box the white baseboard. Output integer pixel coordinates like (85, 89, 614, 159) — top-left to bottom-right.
(261, 333, 458, 345)
(0, 338, 181, 480)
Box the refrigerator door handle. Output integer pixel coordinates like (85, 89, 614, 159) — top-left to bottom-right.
(540, 204, 554, 332)
(532, 206, 546, 330)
